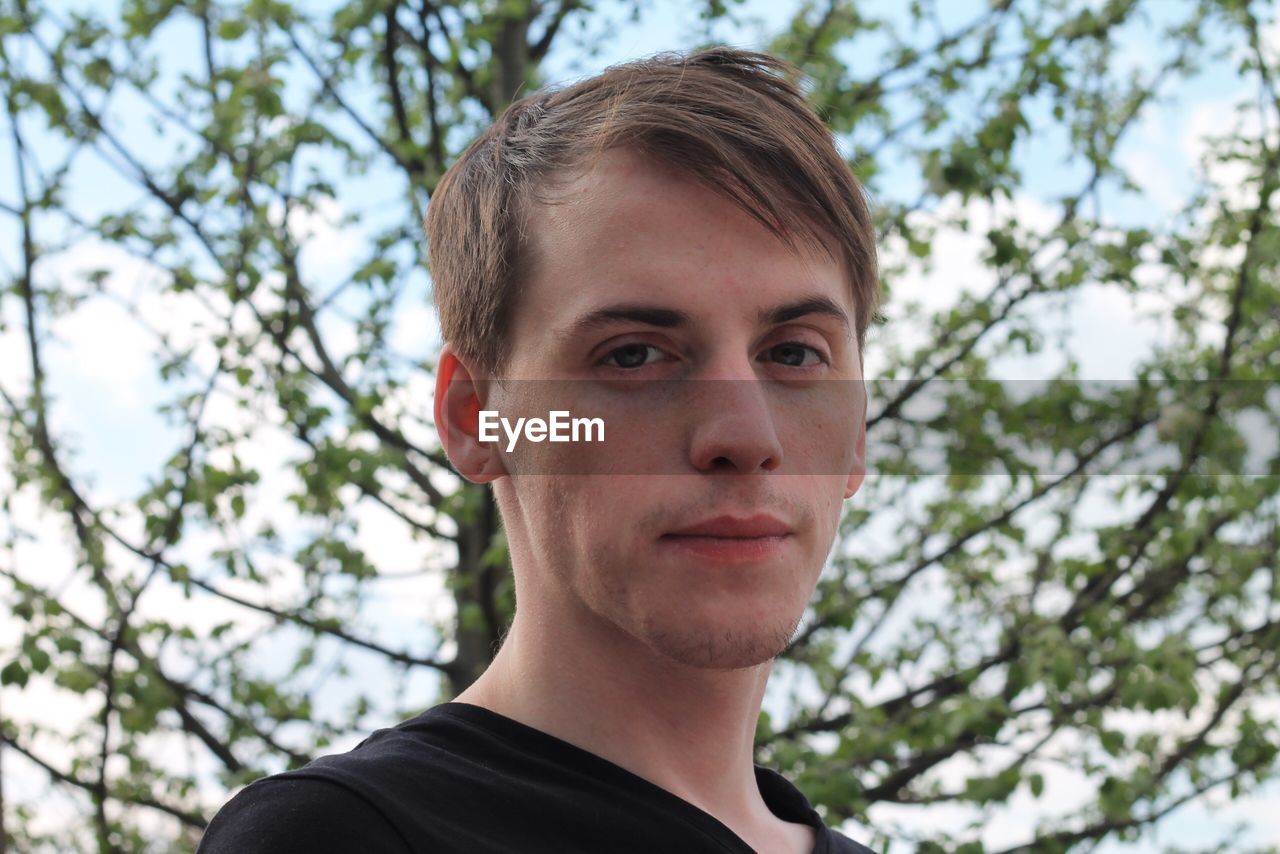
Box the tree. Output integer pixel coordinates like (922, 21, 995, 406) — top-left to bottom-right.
(1, 0, 1277, 850)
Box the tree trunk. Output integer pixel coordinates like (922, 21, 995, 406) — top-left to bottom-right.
(492, 9, 532, 107)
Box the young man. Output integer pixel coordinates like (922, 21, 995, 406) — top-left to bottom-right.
(201, 47, 878, 853)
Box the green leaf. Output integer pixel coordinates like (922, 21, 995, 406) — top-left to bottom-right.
(1, 661, 28, 688)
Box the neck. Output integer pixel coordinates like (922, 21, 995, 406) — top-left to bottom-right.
(453, 595, 776, 830)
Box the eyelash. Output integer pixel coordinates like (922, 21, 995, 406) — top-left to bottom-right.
(599, 343, 670, 370)
(763, 342, 827, 368)
(597, 341, 829, 370)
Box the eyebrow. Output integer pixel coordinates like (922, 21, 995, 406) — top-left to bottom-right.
(557, 294, 851, 341)
(558, 304, 692, 341)
(761, 295, 851, 333)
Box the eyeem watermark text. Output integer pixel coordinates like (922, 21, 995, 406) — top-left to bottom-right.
(479, 410, 605, 452)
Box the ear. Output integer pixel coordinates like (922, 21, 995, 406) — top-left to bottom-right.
(844, 386, 867, 500)
(434, 345, 507, 484)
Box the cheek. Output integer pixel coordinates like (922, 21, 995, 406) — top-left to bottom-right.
(496, 386, 678, 476)
(774, 387, 861, 476)
(782, 475, 847, 578)
(529, 476, 637, 577)
(816, 478, 847, 543)
(514, 476, 593, 585)
(574, 389, 683, 475)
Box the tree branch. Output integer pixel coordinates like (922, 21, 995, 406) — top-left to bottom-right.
(529, 0, 580, 63)
(287, 27, 422, 179)
(0, 730, 207, 830)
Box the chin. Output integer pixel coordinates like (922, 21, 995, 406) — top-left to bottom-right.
(638, 612, 801, 671)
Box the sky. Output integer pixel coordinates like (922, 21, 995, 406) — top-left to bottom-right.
(1, 0, 1278, 850)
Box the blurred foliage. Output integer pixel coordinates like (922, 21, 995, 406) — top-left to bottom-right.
(1, 0, 1279, 851)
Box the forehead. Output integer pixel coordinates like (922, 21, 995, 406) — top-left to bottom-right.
(519, 148, 852, 326)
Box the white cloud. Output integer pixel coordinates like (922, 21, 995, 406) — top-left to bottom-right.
(869, 190, 1174, 382)
(36, 241, 173, 402)
(268, 196, 363, 285)
(1119, 105, 1190, 216)
(389, 297, 441, 361)
(1180, 96, 1274, 215)
(878, 191, 1059, 318)
(352, 495, 455, 627)
(0, 298, 29, 392)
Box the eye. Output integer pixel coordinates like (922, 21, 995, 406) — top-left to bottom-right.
(763, 342, 825, 368)
(601, 343, 668, 369)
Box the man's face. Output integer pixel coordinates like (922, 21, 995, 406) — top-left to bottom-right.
(484, 147, 866, 670)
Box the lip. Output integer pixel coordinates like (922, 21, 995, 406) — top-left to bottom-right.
(659, 514, 794, 563)
(664, 514, 793, 538)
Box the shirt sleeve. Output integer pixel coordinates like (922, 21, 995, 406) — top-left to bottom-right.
(826, 826, 880, 854)
(197, 774, 412, 854)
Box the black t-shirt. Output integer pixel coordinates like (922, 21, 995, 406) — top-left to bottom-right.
(199, 702, 876, 853)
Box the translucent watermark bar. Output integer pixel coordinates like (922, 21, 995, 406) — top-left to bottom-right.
(439, 379, 1280, 476)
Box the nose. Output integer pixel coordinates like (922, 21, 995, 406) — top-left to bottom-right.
(685, 371, 784, 474)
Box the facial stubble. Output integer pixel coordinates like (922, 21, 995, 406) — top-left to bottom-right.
(523, 475, 823, 672)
